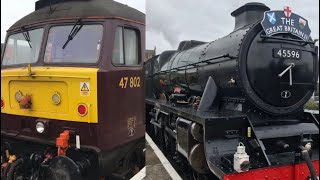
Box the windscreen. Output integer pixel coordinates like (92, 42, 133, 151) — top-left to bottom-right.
(2, 28, 44, 66)
(44, 24, 103, 64)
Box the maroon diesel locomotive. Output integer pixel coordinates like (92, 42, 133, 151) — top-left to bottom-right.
(1, 0, 145, 179)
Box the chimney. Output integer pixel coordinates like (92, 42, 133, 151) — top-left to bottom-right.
(231, 2, 270, 31)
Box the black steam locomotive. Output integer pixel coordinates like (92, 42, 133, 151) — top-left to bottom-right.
(145, 3, 319, 180)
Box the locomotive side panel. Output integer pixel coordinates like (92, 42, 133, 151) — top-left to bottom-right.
(97, 20, 146, 151)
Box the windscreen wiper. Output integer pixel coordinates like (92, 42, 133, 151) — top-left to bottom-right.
(21, 27, 32, 48)
(62, 18, 83, 49)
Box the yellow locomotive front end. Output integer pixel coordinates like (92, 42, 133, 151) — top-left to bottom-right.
(1, 66, 98, 123)
(0, 22, 103, 179)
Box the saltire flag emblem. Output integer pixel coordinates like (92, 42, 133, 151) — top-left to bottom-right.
(283, 6, 292, 17)
(299, 18, 306, 29)
(267, 12, 276, 25)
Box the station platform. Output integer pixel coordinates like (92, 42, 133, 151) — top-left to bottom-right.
(144, 134, 182, 180)
(131, 133, 182, 180)
(145, 140, 172, 180)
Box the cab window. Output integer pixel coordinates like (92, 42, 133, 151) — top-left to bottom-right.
(2, 28, 44, 66)
(112, 27, 139, 65)
(44, 24, 103, 64)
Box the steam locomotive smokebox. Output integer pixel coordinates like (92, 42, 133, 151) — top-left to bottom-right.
(231, 2, 270, 30)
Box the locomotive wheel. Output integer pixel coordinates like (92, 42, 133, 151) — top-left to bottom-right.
(123, 141, 145, 178)
(6, 159, 24, 180)
(46, 156, 82, 180)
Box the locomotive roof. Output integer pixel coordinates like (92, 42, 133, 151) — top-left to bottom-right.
(9, 0, 145, 30)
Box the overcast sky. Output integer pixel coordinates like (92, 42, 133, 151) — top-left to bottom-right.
(1, 0, 319, 53)
(146, 0, 319, 54)
(1, 0, 145, 43)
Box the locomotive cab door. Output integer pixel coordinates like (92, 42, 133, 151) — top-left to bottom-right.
(97, 21, 145, 150)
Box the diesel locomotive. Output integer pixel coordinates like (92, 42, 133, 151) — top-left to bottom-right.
(145, 3, 319, 180)
(1, 0, 145, 179)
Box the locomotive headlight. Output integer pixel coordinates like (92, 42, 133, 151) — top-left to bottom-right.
(51, 92, 61, 105)
(15, 91, 22, 102)
(36, 121, 45, 134)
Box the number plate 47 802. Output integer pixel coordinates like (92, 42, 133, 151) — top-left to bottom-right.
(119, 77, 141, 89)
(273, 48, 302, 60)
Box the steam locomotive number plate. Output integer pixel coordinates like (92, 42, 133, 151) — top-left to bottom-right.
(273, 48, 301, 60)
